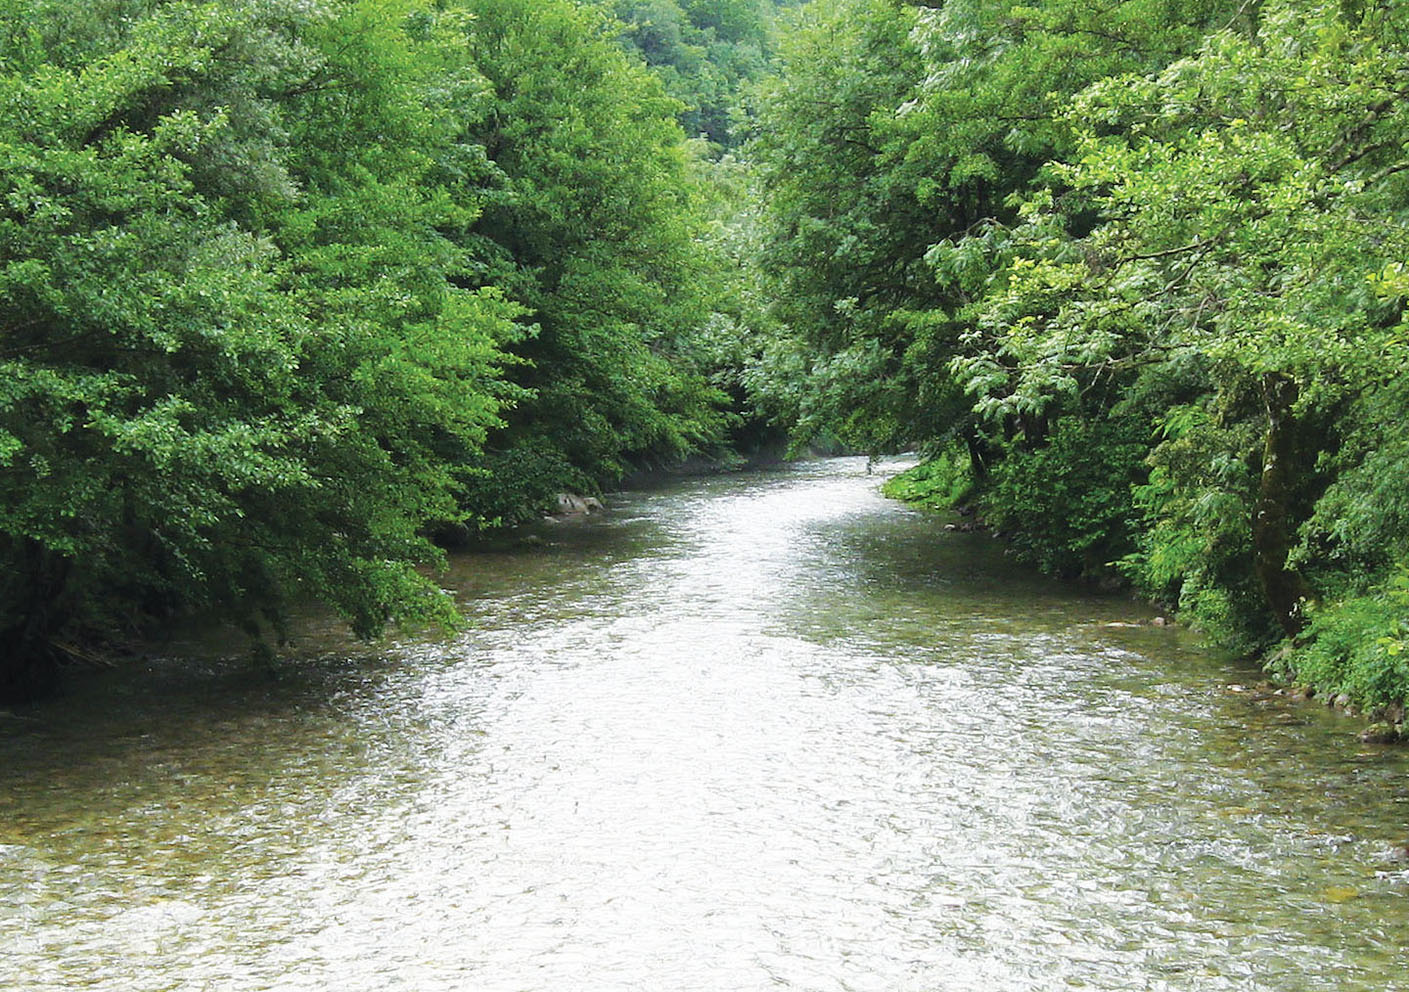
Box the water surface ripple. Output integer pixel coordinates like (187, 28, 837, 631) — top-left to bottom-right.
(3, 458, 1408, 990)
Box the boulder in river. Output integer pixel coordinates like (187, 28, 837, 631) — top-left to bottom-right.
(547, 493, 606, 520)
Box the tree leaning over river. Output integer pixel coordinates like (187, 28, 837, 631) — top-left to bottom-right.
(0, 0, 731, 699)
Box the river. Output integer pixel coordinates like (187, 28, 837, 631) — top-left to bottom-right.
(2, 457, 1407, 991)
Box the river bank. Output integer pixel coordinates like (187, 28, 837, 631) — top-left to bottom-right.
(882, 458, 1409, 746)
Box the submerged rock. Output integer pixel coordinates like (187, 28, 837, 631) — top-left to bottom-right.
(1320, 885, 1360, 904)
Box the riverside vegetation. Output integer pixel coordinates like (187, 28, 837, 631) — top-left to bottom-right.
(3, 0, 1408, 722)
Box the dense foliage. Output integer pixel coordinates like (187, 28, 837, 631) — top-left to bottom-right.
(750, 0, 1409, 709)
(452, 0, 736, 520)
(9, 0, 1409, 717)
(610, 0, 780, 149)
(0, 0, 731, 699)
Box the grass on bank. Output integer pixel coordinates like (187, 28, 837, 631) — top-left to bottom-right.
(881, 447, 975, 511)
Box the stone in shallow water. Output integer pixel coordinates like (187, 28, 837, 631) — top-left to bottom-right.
(1358, 722, 1404, 745)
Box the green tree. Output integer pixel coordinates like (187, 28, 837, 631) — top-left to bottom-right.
(0, 0, 521, 699)
(453, 0, 730, 519)
(748, 0, 955, 454)
(955, 0, 1409, 657)
(750, 0, 1232, 461)
(610, 0, 777, 148)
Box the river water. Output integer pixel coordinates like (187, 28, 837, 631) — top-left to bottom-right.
(2, 457, 1407, 991)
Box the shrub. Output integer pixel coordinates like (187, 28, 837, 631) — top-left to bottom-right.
(881, 444, 975, 510)
(979, 414, 1148, 578)
(1274, 569, 1409, 709)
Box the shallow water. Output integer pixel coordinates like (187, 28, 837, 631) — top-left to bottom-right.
(3, 457, 1407, 991)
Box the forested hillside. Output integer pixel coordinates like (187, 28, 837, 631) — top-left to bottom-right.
(611, 0, 784, 149)
(4, 0, 1408, 716)
(746, 0, 1409, 714)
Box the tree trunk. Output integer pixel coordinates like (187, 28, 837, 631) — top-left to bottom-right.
(1251, 373, 1317, 638)
(963, 425, 990, 481)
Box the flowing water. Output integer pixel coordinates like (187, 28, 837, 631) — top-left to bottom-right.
(3, 457, 1408, 991)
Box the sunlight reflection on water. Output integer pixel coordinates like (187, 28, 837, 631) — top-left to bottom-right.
(3, 457, 1408, 991)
